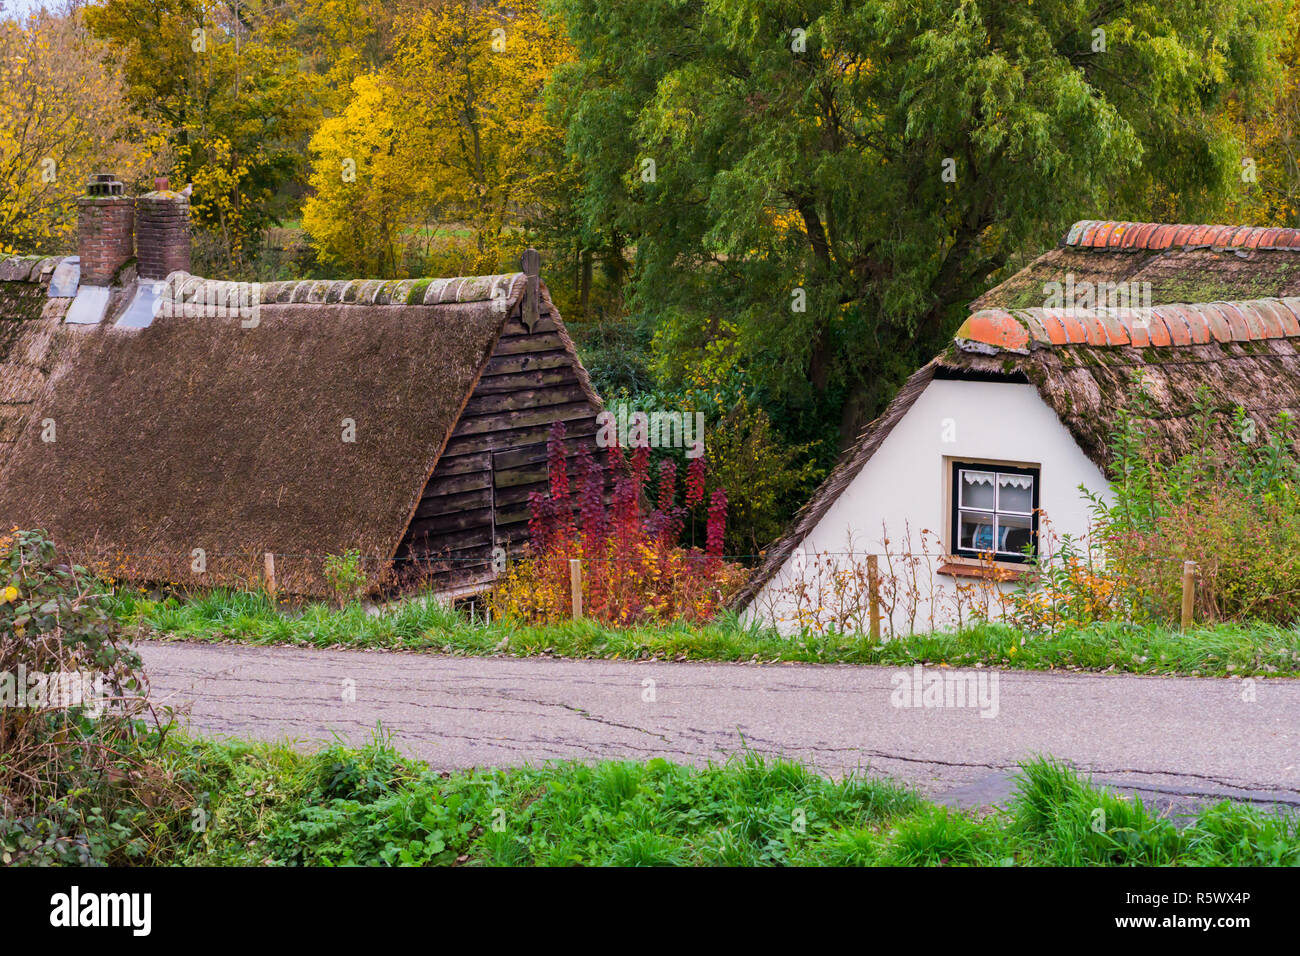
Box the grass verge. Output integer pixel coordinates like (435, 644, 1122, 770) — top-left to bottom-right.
(114, 588, 1300, 678)
(8, 731, 1295, 866)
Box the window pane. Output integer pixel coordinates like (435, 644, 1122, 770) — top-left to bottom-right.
(958, 511, 995, 552)
(960, 471, 996, 510)
(997, 473, 1034, 513)
(996, 513, 1033, 555)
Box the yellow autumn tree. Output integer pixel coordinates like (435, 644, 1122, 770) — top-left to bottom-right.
(295, 0, 401, 114)
(301, 74, 419, 277)
(301, 0, 574, 277)
(0, 8, 159, 255)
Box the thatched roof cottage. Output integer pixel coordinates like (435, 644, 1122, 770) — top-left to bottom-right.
(0, 175, 604, 597)
(738, 220, 1300, 634)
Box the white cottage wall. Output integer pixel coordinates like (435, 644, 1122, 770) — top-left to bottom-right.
(748, 378, 1111, 635)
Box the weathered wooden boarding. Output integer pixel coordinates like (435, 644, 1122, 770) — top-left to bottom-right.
(393, 288, 605, 596)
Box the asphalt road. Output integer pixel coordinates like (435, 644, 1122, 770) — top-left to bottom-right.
(137, 640, 1300, 813)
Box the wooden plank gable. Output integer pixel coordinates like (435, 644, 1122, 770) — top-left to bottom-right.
(394, 302, 604, 595)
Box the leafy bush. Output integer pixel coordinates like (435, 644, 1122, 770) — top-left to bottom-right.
(0, 529, 179, 865)
(323, 549, 369, 607)
(701, 392, 820, 556)
(268, 785, 477, 866)
(634, 344, 822, 556)
(490, 422, 747, 624)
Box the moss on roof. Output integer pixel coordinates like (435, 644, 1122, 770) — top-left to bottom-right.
(974, 246, 1300, 312)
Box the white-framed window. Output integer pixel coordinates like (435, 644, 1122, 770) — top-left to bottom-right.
(950, 462, 1039, 562)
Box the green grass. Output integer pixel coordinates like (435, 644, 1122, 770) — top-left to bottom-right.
(34, 732, 1298, 867)
(114, 588, 1300, 678)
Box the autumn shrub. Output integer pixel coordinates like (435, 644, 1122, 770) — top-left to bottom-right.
(0, 529, 183, 865)
(1006, 516, 1122, 632)
(489, 423, 747, 624)
(1089, 392, 1300, 625)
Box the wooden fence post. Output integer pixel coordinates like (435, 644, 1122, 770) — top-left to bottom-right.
(264, 552, 277, 600)
(1180, 560, 1196, 630)
(867, 554, 881, 641)
(570, 558, 583, 619)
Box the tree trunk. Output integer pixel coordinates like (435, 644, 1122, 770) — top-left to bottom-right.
(837, 380, 874, 451)
(579, 248, 593, 316)
(602, 230, 629, 292)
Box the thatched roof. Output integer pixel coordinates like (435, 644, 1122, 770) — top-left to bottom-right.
(0, 256, 72, 473)
(0, 263, 593, 593)
(735, 220, 1300, 611)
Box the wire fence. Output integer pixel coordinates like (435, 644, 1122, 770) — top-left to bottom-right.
(21, 533, 1207, 635)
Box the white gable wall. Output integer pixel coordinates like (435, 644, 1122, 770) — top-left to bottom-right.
(746, 378, 1111, 635)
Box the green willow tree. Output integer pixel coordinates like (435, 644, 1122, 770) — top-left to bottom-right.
(548, 0, 1288, 454)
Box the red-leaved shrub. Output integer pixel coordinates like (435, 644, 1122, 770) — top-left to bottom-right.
(489, 423, 746, 624)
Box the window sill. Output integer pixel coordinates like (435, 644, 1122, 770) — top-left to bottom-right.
(937, 559, 1032, 583)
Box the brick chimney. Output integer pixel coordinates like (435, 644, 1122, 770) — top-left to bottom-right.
(135, 176, 191, 280)
(76, 173, 134, 287)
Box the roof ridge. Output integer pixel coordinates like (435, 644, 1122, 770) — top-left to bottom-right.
(167, 271, 525, 307)
(958, 297, 1300, 352)
(2, 254, 527, 306)
(1064, 220, 1300, 251)
(0, 255, 66, 284)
